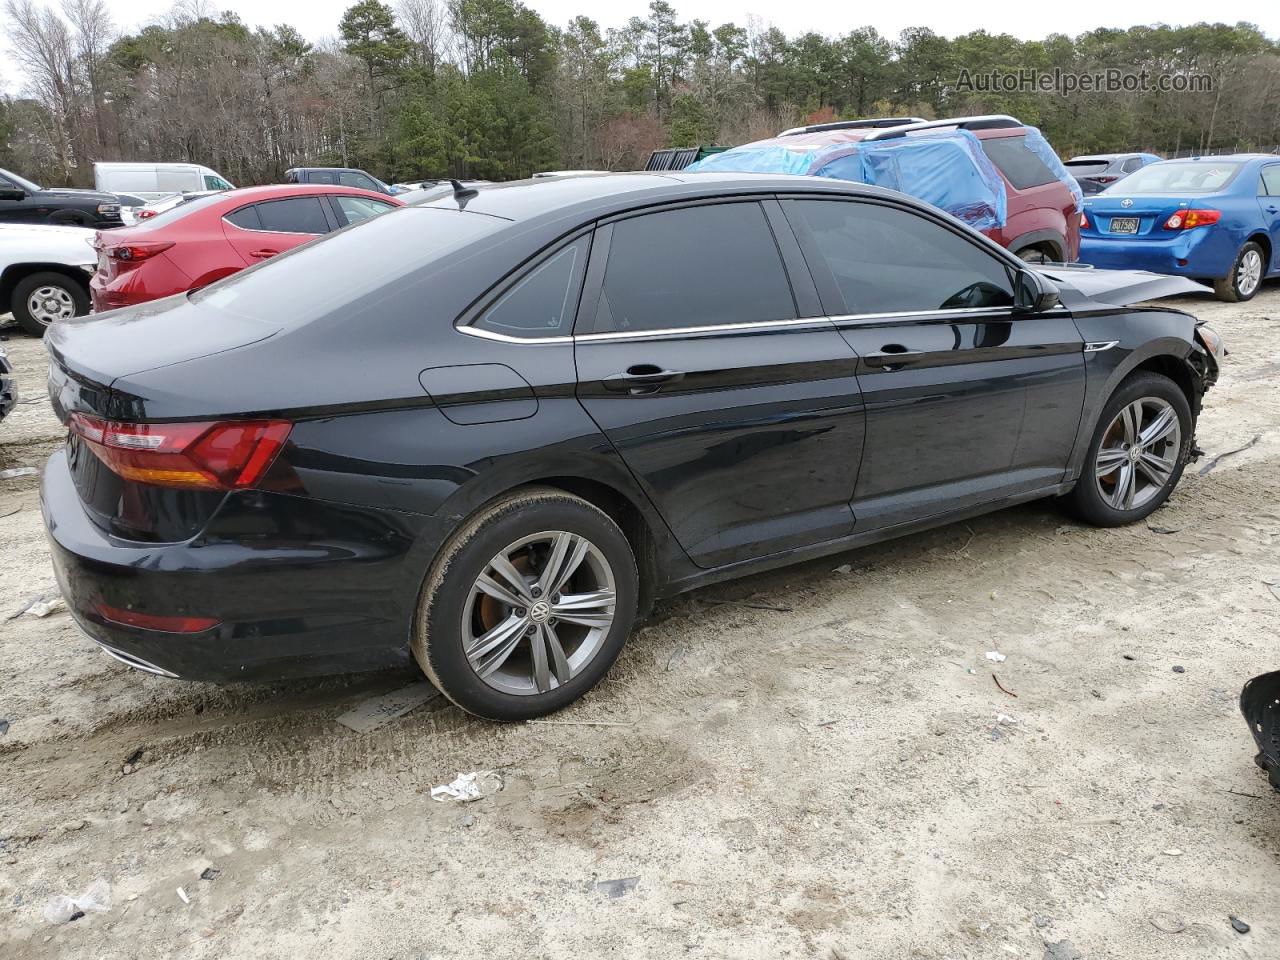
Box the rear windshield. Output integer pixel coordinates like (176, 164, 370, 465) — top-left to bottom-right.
(191, 207, 501, 326)
(130, 192, 228, 230)
(1103, 161, 1243, 195)
(1064, 160, 1110, 174)
(980, 136, 1059, 189)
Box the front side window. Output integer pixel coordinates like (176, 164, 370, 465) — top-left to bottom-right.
(474, 237, 590, 339)
(789, 199, 1014, 315)
(204, 175, 232, 190)
(339, 171, 377, 191)
(334, 195, 395, 225)
(255, 197, 330, 234)
(593, 202, 795, 333)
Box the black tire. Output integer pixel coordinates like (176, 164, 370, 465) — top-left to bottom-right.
(412, 487, 639, 721)
(1015, 246, 1049, 264)
(10, 271, 90, 337)
(1213, 241, 1265, 303)
(1067, 371, 1192, 527)
(48, 210, 92, 228)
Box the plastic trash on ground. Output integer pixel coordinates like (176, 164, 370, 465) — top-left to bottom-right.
(686, 128, 1008, 231)
(430, 770, 502, 802)
(44, 877, 111, 924)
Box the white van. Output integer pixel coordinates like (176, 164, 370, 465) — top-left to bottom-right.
(93, 162, 234, 203)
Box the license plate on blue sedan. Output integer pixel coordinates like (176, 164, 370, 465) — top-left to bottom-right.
(1109, 217, 1140, 234)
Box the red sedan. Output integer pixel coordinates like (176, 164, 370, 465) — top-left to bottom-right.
(90, 184, 403, 311)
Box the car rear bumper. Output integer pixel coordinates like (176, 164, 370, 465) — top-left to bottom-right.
(1079, 228, 1235, 279)
(41, 447, 444, 682)
(1241, 670, 1280, 792)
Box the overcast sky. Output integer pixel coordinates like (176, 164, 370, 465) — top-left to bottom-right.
(2, 0, 1275, 94)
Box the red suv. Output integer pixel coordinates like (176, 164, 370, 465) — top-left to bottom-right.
(90, 184, 403, 311)
(782, 115, 1081, 263)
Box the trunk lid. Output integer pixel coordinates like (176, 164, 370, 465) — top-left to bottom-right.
(1083, 194, 1206, 238)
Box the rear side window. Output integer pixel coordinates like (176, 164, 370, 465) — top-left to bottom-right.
(593, 203, 795, 333)
(255, 197, 329, 234)
(1259, 166, 1280, 197)
(308, 170, 339, 185)
(1121, 158, 1144, 174)
(1064, 160, 1109, 175)
(334, 195, 394, 225)
(982, 136, 1059, 189)
(475, 236, 589, 339)
(789, 199, 1014, 314)
(224, 205, 262, 230)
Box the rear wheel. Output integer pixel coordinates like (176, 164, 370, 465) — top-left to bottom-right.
(1015, 246, 1049, 264)
(48, 210, 92, 228)
(11, 271, 90, 336)
(1067, 372, 1191, 526)
(412, 487, 639, 721)
(1213, 241, 1264, 302)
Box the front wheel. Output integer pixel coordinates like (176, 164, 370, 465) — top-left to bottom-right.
(1213, 241, 1265, 302)
(11, 271, 90, 336)
(1067, 372, 1192, 526)
(412, 487, 639, 721)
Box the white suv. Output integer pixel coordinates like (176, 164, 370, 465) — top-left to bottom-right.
(0, 223, 96, 336)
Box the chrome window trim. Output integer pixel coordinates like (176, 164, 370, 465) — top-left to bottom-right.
(575, 316, 831, 341)
(828, 306, 1017, 324)
(457, 324, 574, 344)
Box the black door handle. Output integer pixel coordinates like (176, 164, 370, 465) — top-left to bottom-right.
(864, 347, 924, 370)
(603, 365, 685, 394)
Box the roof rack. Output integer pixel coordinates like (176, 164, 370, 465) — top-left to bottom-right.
(862, 115, 1023, 141)
(778, 117, 927, 137)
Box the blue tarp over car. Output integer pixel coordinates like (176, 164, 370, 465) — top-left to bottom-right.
(685, 128, 1008, 231)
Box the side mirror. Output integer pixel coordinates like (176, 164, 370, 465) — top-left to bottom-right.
(1013, 267, 1060, 314)
(0, 187, 26, 202)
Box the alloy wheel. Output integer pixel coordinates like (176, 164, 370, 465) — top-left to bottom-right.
(462, 530, 616, 696)
(1093, 397, 1181, 511)
(27, 285, 76, 326)
(1238, 249, 1263, 298)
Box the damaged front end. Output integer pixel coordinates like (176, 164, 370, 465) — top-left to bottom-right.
(1241, 670, 1280, 793)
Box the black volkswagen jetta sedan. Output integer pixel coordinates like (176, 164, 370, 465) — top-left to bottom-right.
(42, 173, 1222, 720)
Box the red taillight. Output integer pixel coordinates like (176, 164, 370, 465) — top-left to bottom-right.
(95, 602, 219, 633)
(1164, 209, 1221, 231)
(1080, 211, 1090, 228)
(136, 209, 157, 220)
(102, 240, 174, 262)
(69, 414, 291, 490)
(1092, 175, 1118, 184)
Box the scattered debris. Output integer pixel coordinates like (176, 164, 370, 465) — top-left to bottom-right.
(1162, 848, 1184, 856)
(954, 523, 976, 556)
(1267, 582, 1280, 603)
(335, 681, 439, 733)
(1147, 524, 1181, 534)
(0, 466, 38, 479)
(460, 814, 475, 828)
(1150, 912, 1186, 933)
(1043, 940, 1082, 960)
(26, 596, 64, 618)
(995, 713, 1017, 724)
(993, 674, 1018, 698)
(430, 770, 502, 803)
(1122, 654, 1136, 661)
(1197, 434, 1261, 475)
(1229, 915, 1250, 934)
(43, 878, 111, 925)
(985, 651, 1007, 663)
(702, 598, 793, 613)
(595, 876, 640, 899)
(199, 867, 220, 881)
(121, 748, 144, 776)
(6, 592, 57, 621)
(177, 887, 190, 905)
(1033, 914, 1052, 929)
(832, 564, 852, 574)
(0, 719, 8, 736)
(1172, 665, 1186, 674)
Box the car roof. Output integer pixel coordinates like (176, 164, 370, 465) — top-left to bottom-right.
(418, 171, 910, 224)
(1157, 154, 1276, 164)
(217, 183, 398, 201)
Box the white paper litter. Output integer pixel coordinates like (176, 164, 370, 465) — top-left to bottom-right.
(985, 651, 1007, 663)
(176, 886, 190, 904)
(430, 770, 502, 803)
(995, 713, 1017, 724)
(27, 596, 65, 618)
(335, 682, 439, 733)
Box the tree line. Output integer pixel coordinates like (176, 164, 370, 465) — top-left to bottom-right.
(2, 0, 1277, 188)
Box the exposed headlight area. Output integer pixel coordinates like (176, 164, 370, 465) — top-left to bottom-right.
(1195, 321, 1226, 360)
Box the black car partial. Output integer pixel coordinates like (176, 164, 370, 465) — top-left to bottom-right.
(41, 173, 1222, 720)
(284, 167, 396, 195)
(0, 167, 124, 228)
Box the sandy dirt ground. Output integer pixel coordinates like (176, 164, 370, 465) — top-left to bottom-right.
(0, 287, 1278, 960)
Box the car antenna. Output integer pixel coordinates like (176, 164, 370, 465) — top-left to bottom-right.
(450, 179, 479, 202)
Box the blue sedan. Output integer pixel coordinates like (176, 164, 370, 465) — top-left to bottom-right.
(1079, 154, 1280, 301)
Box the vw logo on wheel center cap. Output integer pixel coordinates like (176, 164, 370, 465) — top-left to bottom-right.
(529, 600, 551, 623)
